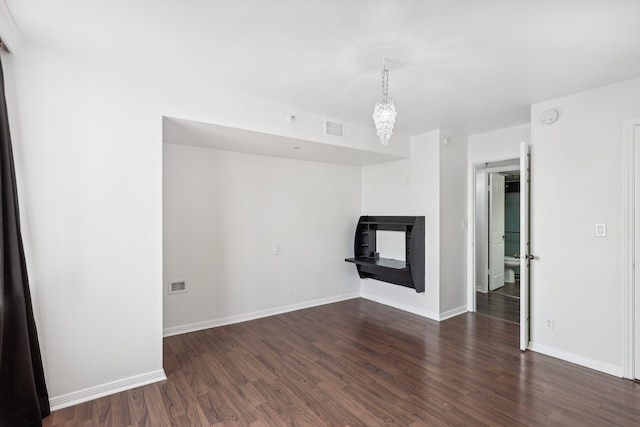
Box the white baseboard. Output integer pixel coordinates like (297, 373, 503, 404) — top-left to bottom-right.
(163, 292, 360, 337)
(528, 342, 623, 377)
(49, 369, 167, 411)
(360, 292, 439, 321)
(439, 305, 468, 321)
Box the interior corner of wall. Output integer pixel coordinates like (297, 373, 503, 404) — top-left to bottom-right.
(0, 1, 23, 53)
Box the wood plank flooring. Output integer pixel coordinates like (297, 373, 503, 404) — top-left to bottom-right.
(43, 298, 640, 426)
(476, 281, 521, 323)
(492, 281, 520, 299)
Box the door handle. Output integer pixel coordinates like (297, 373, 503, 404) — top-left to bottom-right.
(525, 254, 535, 260)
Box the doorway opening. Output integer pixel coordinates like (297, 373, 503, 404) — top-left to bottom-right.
(474, 159, 521, 323)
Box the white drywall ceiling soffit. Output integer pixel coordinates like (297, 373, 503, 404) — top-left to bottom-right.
(162, 117, 406, 166)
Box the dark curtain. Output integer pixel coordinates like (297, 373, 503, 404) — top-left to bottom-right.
(0, 58, 50, 426)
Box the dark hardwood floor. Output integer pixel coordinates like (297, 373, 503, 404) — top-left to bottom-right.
(476, 281, 521, 323)
(492, 281, 520, 299)
(43, 298, 640, 426)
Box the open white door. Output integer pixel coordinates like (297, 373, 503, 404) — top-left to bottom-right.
(634, 124, 640, 378)
(489, 173, 505, 291)
(520, 142, 531, 351)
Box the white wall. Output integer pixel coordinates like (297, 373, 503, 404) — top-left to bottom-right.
(438, 131, 468, 317)
(360, 130, 468, 319)
(360, 130, 441, 319)
(468, 124, 530, 161)
(529, 76, 640, 375)
(5, 47, 165, 405)
(163, 144, 361, 334)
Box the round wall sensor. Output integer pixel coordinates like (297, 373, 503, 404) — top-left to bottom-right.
(442, 137, 451, 146)
(540, 109, 559, 125)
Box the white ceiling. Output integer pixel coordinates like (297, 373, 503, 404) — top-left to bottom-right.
(5, 0, 640, 137)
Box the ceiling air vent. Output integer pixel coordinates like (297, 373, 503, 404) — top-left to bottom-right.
(324, 120, 344, 138)
(168, 280, 187, 295)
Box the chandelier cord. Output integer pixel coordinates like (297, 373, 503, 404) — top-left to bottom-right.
(382, 68, 389, 97)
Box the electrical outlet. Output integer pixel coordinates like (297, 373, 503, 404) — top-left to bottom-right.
(545, 318, 554, 331)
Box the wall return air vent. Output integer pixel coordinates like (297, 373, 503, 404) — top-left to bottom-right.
(324, 120, 344, 138)
(168, 280, 187, 295)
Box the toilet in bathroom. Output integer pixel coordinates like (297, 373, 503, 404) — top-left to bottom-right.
(504, 256, 519, 283)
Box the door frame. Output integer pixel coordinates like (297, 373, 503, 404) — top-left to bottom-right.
(466, 150, 528, 349)
(466, 154, 520, 307)
(622, 116, 640, 379)
(468, 160, 519, 299)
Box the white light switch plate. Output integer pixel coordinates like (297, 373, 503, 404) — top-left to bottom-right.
(595, 223, 606, 237)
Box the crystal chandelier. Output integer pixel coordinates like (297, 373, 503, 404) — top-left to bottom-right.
(372, 58, 397, 146)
